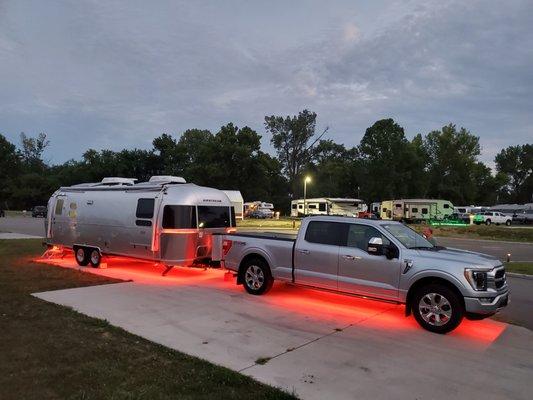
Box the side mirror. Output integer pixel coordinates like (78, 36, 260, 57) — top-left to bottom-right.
(367, 237, 397, 259)
(367, 237, 384, 255)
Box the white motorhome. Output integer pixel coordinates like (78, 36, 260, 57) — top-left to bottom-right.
(290, 198, 367, 217)
(46, 176, 235, 269)
(222, 190, 244, 220)
(244, 201, 275, 218)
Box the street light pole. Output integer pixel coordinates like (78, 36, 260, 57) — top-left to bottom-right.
(303, 176, 311, 216)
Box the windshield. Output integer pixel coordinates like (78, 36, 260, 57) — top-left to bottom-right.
(381, 223, 434, 249)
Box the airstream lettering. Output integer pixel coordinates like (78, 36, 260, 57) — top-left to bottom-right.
(45, 176, 235, 269)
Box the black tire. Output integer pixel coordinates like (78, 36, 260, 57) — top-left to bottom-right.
(75, 247, 89, 266)
(485, 219, 491, 226)
(89, 248, 101, 268)
(412, 284, 463, 334)
(505, 220, 511, 226)
(241, 257, 274, 295)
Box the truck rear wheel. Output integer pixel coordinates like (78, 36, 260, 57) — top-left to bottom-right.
(485, 219, 491, 225)
(412, 284, 463, 334)
(75, 247, 89, 266)
(242, 257, 273, 295)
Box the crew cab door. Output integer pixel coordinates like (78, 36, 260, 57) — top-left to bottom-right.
(294, 220, 345, 290)
(337, 223, 401, 300)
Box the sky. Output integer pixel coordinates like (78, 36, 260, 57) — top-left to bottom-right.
(1, 0, 532, 167)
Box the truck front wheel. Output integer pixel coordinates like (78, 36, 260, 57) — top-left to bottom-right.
(412, 284, 463, 334)
(242, 257, 274, 295)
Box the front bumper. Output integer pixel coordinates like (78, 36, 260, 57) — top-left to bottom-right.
(464, 291, 510, 315)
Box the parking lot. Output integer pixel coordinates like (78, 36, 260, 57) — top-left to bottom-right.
(28, 253, 530, 400)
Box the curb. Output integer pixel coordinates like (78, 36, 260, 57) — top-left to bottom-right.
(507, 272, 533, 280)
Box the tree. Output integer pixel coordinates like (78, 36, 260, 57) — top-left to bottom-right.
(265, 110, 321, 196)
(495, 144, 533, 203)
(424, 124, 481, 205)
(20, 132, 49, 171)
(0, 134, 21, 208)
(358, 119, 422, 201)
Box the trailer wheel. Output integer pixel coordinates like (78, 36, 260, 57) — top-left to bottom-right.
(412, 284, 463, 334)
(89, 248, 101, 268)
(242, 257, 273, 295)
(75, 247, 89, 266)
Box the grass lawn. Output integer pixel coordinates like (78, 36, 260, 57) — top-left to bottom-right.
(237, 218, 300, 229)
(0, 239, 296, 400)
(504, 262, 533, 275)
(411, 224, 533, 243)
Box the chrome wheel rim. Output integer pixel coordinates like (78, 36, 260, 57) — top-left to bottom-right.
(418, 293, 452, 326)
(245, 265, 264, 290)
(90, 250, 100, 265)
(76, 248, 85, 262)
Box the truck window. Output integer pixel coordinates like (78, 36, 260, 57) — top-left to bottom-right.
(304, 221, 346, 246)
(346, 224, 390, 251)
(162, 205, 196, 229)
(198, 206, 231, 228)
(319, 203, 327, 212)
(136, 198, 155, 219)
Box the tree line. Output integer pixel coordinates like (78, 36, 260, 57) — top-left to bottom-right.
(1, 111, 531, 212)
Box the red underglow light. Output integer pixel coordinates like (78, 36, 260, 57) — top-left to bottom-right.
(34, 253, 507, 346)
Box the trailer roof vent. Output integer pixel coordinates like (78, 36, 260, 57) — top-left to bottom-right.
(149, 175, 186, 184)
(100, 177, 137, 186)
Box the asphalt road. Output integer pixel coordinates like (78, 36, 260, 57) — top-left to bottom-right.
(2, 216, 532, 329)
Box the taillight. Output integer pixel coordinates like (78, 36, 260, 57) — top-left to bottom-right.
(222, 239, 233, 256)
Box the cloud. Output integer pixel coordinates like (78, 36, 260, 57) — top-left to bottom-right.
(0, 0, 531, 166)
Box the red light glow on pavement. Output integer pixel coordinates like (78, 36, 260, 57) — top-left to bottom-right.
(34, 253, 507, 346)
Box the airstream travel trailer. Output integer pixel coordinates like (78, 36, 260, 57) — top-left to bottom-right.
(290, 197, 367, 217)
(379, 199, 453, 222)
(45, 176, 235, 269)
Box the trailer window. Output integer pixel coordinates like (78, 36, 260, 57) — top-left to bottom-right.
(319, 203, 327, 212)
(412, 207, 418, 213)
(55, 199, 64, 215)
(309, 204, 317, 209)
(230, 206, 236, 227)
(136, 198, 155, 219)
(305, 221, 347, 246)
(197, 206, 231, 228)
(421, 208, 428, 214)
(291, 204, 297, 209)
(162, 205, 196, 229)
(444, 204, 450, 209)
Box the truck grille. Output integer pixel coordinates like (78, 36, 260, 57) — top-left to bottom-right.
(494, 267, 506, 289)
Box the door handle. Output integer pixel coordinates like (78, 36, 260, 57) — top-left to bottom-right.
(298, 249, 310, 254)
(342, 255, 361, 261)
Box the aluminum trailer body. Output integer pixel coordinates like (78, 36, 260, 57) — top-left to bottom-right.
(46, 177, 235, 267)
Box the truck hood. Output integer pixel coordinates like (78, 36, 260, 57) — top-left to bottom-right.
(408, 247, 502, 269)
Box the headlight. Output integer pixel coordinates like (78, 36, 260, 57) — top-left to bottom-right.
(464, 269, 488, 291)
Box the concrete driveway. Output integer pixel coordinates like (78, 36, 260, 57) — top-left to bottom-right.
(33, 256, 531, 400)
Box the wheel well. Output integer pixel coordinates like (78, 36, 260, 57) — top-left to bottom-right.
(405, 277, 464, 316)
(237, 253, 269, 284)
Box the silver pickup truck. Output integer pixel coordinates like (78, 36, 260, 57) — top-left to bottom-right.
(213, 216, 509, 334)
